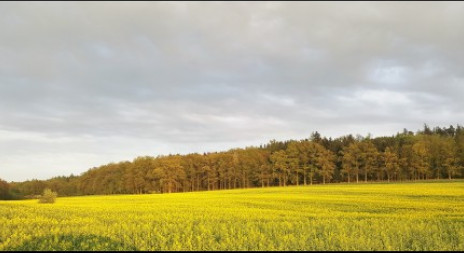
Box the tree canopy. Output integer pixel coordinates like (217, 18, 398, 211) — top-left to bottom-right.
(2, 124, 463, 199)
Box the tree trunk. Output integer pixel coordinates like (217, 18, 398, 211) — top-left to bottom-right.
(295, 172, 299, 186)
(303, 170, 307, 186)
(356, 173, 359, 183)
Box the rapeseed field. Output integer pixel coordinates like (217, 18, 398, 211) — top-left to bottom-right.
(0, 181, 463, 251)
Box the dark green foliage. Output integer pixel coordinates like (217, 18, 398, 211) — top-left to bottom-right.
(0, 178, 11, 200)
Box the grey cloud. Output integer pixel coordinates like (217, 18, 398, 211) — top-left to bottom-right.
(0, 2, 463, 181)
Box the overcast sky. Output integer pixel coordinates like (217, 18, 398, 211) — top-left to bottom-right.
(1, 2, 463, 182)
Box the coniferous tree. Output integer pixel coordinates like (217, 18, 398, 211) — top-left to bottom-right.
(317, 148, 336, 184)
(412, 140, 430, 180)
(4, 125, 464, 198)
(383, 147, 400, 182)
(270, 150, 289, 187)
(286, 141, 301, 186)
(359, 141, 378, 182)
(341, 142, 361, 183)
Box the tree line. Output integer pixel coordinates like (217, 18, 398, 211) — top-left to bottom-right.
(1, 124, 463, 199)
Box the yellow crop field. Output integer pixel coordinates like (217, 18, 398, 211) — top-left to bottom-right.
(0, 181, 463, 251)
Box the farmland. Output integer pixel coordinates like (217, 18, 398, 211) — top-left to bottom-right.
(0, 181, 463, 251)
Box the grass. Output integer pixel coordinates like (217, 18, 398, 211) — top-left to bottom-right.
(0, 180, 463, 251)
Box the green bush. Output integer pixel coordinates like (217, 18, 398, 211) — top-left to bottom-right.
(38, 188, 57, 204)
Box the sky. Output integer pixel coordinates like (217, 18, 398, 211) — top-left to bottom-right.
(1, 2, 463, 182)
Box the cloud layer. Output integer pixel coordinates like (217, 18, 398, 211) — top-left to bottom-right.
(1, 2, 463, 181)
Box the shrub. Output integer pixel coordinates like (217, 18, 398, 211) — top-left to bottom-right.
(38, 188, 57, 204)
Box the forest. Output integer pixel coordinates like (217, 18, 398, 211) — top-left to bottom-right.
(1, 124, 463, 199)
